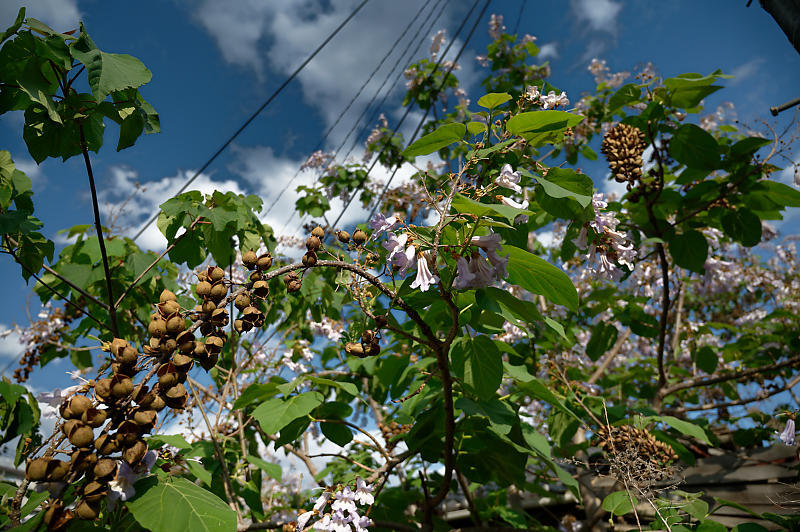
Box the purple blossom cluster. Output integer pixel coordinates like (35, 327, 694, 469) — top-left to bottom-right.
(572, 193, 637, 282)
(297, 479, 374, 532)
(524, 85, 570, 110)
(453, 232, 509, 289)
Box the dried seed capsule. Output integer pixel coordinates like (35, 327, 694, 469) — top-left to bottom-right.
(166, 315, 186, 335)
(110, 375, 134, 399)
(201, 299, 217, 314)
(242, 250, 258, 269)
(43, 502, 72, 530)
(311, 226, 325, 238)
(209, 266, 225, 283)
(25, 457, 50, 481)
(337, 231, 350, 243)
(286, 278, 302, 293)
(209, 282, 228, 302)
(157, 363, 179, 388)
(81, 407, 108, 428)
(93, 458, 117, 480)
(199, 353, 219, 371)
(47, 460, 70, 482)
(94, 378, 113, 402)
(160, 289, 178, 303)
(176, 331, 196, 354)
(163, 383, 188, 409)
(173, 353, 194, 372)
(117, 345, 138, 365)
(234, 293, 251, 310)
(95, 433, 119, 455)
(205, 336, 224, 356)
(252, 280, 269, 299)
(82, 480, 107, 503)
(148, 318, 167, 337)
(196, 280, 212, 298)
(132, 408, 157, 427)
(122, 439, 148, 465)
(210, 308, 229, 327)
(305, 236, 321, 251)
(302, 251, 318, 267)
(249, 271, 264, 283)
(67, 422, 94, 448)
(116, 420, 141, 447)
(70, 449, 98, 473)
(353, 229, 367, 244)
(159, 300, 181, 316)
(256, 253, 273, 271)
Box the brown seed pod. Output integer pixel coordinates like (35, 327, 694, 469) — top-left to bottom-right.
(161, 337, 177, 355)
(209, 266, 225, 283)
(305, 236, 321, 251)
(337, 231, 350, 243)
(160, 289, 178, 303)
(176, 331, 196, 354)
(251, 280, 269, 299)
(110, 375, 134, 399)
(302, 251, 318, 267)
(25, 457, 50, 481)
(199, 353, 219, 371)
(193, 341, 208, 359)
(62, 419, 80, 438)
(94, 433, 119, 455)
(166, 314, 186, 335)
(361, 330, 376, 344)
(82, 480, 107, 503)
(209, 282, 228, 302)
(157, 363, 179, 388)
(117, 345, 138, 365)
(205, 335, 224, 356)
(242, 249, 258, 269)
(256, 253, 273, 271)
(76, 500, 101, 520)
(201, 299, 217, 314)
(59, 402, 77, 420)
(210, 308, 229, 327)
(199, 322, 216, 337)
(149, 394, 167, 412)
(122, 439, 148, 465)
(66, 421, 94, 448)
(311, 226, 325, 239)
(110, 338, 129, 357)
(92, 457, 117, 480)
(234, 319, 249, 333)
(242, 306, 264, 326)
(249, 271, 264, 283)
(112, 362, 138, 378)
(353, 229, 367, 244)
(173, 353, 194, 372)
(159, 300, 181, 316)
(234, 293, 251, 310)
(43, 502, 72, 530)
(70, 449, 98, 473)
(94, 378, 113, 402)
(196, 280, 212, 298)
(116, 420, 142, 447)
(81, 407, 108, 428)
(132, 408, 158, 427)
(148, 318, 167, 337)
(47, 460, 70, 482)
(286, 279, 302, 293)
(163, 383, 188, 409)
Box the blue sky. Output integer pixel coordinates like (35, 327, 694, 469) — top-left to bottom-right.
(1, 0, 799, 390)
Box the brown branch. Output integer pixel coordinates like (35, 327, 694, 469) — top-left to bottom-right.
(668, 372, 800, 414)
(456, 467, 482, 527)
(655, 243, 670, 389)
(587, 328, 631, 385)
(79, 123, 118, 336)
(255, 425, 324, 487)
(658, 353, 800, 398)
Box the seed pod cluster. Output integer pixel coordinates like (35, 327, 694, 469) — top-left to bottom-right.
(601, 123, 646, 190)
(378, 421, 412, 451)
(343, 330, 381, 358)
(593, 424, 679, 467)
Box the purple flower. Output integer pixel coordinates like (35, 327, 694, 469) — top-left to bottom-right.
(394, 244, 416, 277)
(383, 232, 407, 259)
(453, 256, 476, 289)
(297, 510, 315, 531)
(369, 213, 398, 236)
(486, 249, 508, 279)
(495, 164, 522, 194)
(331, 487, 358, 515)
(780, 418, 796, 445)
(313, 491, 331, 512)
(471, 232, 502, 253)
(498, 195, 529, 210)
(410, 254, 439, 292)
(353, 515, 373, 532)
(469, 252, 495, 287)
(354, 478, 374, 506)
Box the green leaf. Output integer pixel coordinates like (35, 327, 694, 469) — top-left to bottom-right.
(517, 377, 581, 423)
(1, 7, 25, 43)
(534, 167, 593, 208)
(450, 336, 502, 400)
(669, 230, 708, 273)
(694, 345, 718, 374)
(456, 397, 518, 435)
(245, 455, 281, 481)
(477, 92, 512, 109)
(500, 245, 578, 311)
(602, 490, 637, 516)
(656, 415, 712, 444)
(71, 31, 152, 103)
(729, 136, 770, 161)
(762, 181, 800, 208)
(402, 123, 465, 158)
(146, 434, 191, 450)
(252, 392, 323, 435)
(663, 72, 727, 108)
(669, 124, 720, 170)
(608, 84, 642, 112)
(232, 382, 279, 410)
(506, 110, 584, 136)
(321, 422, 353, 446)
(126, 476, 236, 532)
(0, 380, 25, 404)
(544, 317, 567, 340)
(117, 110, 145, 150)
(466, 121, 485, 136)
(721, 208, 761, 247)
(586, 322, 618, 362)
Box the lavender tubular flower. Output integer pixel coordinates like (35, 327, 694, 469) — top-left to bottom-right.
(780, 418, 796, 445)
(411, 254, 439, 292)
(495, 164, 522, 193)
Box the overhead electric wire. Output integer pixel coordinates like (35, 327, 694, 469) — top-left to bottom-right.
(512, 0, 526, 35)
(130, 0, 370, 242)
(327, 0, 489, 234)
(368, 0, 490, 222)
(262, 0, 435, 219)
(279, 0, 450, 237)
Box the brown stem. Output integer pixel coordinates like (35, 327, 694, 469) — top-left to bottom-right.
(656, 243, 670, 389)
(587, 328, 631, 385)
(456, 467, 482, 526)
(79, 123, 119, 337)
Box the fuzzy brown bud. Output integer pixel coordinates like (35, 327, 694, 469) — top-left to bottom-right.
(242, 249, 258, 269)
(311, 226, 325, 238)
(353, 229, 367, 244)
(337, 231, 350, 243)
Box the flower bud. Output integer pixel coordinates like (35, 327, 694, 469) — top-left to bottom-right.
(353, 229, 367, 244)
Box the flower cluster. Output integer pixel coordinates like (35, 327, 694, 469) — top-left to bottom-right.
(430, 29, 446, 58)
(297, 479, 374, 531)
(488, 13, 505, 40)
(588, 58, 630, 89)
(453, 232, 509, 289)
(309, 316, 344, 342)
(524, 85, 569, 109)
(493, 164, 529, 224)
(573, 193, 637, 281)
(300, 150, 335, 172)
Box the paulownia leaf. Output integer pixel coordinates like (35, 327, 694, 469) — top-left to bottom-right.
(499, 245, 578, 311)
(403, 123, 465, 158)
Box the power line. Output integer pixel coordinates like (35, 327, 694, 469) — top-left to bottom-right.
(512, 0, 526, 35)
(368, 0, 490, 222)
(279, 0, 451, 237)
(131, 0, 370, 242)
(327, 0, 489, 234)
(263, 0, 435, 219)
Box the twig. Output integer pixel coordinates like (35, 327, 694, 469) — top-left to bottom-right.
(79, 123, 119, 336)
(456, 467, 482, 526)
(588, 328, 631, 385)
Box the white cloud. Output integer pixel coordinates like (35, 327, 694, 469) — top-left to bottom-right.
(538, 42, 559, 61)
(13, 154, 44, 184)
(571, 0, 622, 34)
(0, 0, 80, 33)
(102, 166, 245, 250)
(0, 325, 22, 361)
(730, 58, 764, 85)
